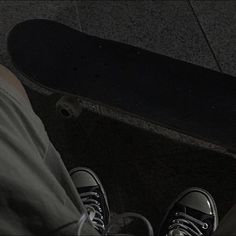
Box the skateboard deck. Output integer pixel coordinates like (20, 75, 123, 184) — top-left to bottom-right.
(7, 19, 236, 153)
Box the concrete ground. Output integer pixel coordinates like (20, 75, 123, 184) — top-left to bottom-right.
(1, 1, 236, 234)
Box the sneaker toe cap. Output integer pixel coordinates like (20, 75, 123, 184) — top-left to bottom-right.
(179, 191, 215, 215)
(70, 170, 98, 188)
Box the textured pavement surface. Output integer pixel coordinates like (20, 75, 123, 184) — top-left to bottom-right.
(1, 1, 236, 234)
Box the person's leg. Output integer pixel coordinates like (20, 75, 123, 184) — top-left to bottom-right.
(0, 64, 32, 109)
(43, 141, 102, 235)
(0, 64, 87, 206)
(0, 64, 100, 235)
(212, 204, 236, 236)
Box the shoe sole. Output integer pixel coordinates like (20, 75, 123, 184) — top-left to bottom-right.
(69, 166, 111, 222)
(158, 187, 219, 236)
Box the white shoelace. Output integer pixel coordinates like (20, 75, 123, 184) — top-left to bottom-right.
(168, 212, 208, 236)
(80, 191, 105, 232)
(76, 211, 154, 236)
(77, 192, 154, 236)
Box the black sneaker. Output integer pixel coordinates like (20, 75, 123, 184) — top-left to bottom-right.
(158, 188, 218, 236)
(69, 167, 110, 234)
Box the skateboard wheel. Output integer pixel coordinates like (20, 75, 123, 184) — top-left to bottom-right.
(56, 95, 82, 119)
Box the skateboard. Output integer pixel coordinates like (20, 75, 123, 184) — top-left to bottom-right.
(7, 19, 236, 153)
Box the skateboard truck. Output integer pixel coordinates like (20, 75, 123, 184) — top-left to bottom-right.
(56, 95, 82, 119)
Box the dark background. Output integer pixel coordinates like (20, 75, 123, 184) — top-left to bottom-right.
(1, 1, 236, 234)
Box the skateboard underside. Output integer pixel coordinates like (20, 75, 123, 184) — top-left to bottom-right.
(7, 19, 236, 153)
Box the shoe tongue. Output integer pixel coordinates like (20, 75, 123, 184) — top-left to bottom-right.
(168, 229, 186, 236)
(77, 185, 98, 194)
(91, 185, 99, 192)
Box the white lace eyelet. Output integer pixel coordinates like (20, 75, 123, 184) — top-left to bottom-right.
(202, 223, 208, 229)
